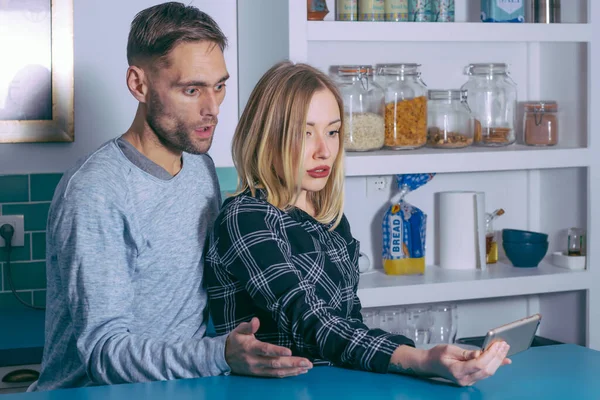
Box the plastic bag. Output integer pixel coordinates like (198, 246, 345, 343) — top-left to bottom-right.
(382, 173, 435, 275)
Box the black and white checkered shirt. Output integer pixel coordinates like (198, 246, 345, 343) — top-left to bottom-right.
(205, 191, 414, 373)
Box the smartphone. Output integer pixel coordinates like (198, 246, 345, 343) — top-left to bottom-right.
(481, 313, 542, 357)
(311, 359, 332, 367)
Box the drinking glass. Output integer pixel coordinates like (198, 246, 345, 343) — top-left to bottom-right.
(404, 306, 433, 345)
(379, 308, 405, 334)
(430, 304, 458, 344)
(361, 309, 379, 329)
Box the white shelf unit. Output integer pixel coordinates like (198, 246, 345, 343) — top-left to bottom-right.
(345, 145, 590, 176)
(357, 262, 590, 308)
(307, 21, 592, 43)
(238, 0, 598, 347)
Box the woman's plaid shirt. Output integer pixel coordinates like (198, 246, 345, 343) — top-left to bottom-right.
(205, 191, 414, 373)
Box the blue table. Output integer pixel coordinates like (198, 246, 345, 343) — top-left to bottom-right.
(3, 344, 599, 399)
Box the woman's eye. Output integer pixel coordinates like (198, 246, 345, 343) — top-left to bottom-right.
(329, 130, 340, 136)
(306, 131, 312, 136)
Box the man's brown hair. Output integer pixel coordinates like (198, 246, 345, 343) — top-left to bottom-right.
(127, 2, 227, 67)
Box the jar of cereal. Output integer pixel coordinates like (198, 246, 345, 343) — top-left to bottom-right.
(376, 63, 428, 150)
(332, 65, 385, 152)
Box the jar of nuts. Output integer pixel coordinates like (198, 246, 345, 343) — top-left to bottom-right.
(461, 63, 517, 147)
(332, 65, 385, 152)
(376, 64, 428, 150)
(427, 89, 474, 149)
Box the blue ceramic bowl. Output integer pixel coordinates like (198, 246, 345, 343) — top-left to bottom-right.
(503, 241, 549, 268)
(502, 229, 548, 244)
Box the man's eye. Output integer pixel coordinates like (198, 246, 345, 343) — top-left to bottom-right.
(185, 88, 197, 95)
(215, 83, 226, 91)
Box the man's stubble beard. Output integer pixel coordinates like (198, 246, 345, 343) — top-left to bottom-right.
(146, 89, 216, 155)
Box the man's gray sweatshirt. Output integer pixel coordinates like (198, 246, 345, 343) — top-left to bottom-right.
(30, 138, 230, 391)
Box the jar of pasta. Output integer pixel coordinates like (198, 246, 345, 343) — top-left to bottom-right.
(461, 63, 517, 147)
(332, 65, 385, 152)
(376, 63, 428, 150)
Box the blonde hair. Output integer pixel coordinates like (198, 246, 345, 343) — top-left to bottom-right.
(232, 61, 345, 229)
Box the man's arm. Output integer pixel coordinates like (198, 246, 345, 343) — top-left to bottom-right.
(54, 182, 310, 384)
(52, 184, 230, 384)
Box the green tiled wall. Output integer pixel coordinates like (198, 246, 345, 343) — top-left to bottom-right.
(217, 166, 238, 200)
(0, 175, 28, 203)
(30, 174, 62, 202)
(0, 168, 237, 309)
(0, 173, 54, 310)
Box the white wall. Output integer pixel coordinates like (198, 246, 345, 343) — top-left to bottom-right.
(0, 0, 238, 174)
(237, 0, 289, 113)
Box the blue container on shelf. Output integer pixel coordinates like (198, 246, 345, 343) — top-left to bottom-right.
(503, 241, 549, 268)
(481, 0, 525, 23)
(502, 229, 549, 244)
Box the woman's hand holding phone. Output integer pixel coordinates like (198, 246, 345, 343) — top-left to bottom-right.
(423, 342, 512, 386)
(389, 342, 511, 387)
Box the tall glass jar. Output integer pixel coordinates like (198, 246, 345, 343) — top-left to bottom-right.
(427, 89, 473, 149)
(332, 65, 385, 152)
(461, 63, 517, 147)
(376, 63, 428, 150)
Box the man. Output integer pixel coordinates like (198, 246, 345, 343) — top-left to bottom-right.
(30, 2, 311, 392)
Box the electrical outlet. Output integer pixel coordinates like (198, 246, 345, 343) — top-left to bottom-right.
(366, 176, 391, 196)
(0, 215, 25, 247)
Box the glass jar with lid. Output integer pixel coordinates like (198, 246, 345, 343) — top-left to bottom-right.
(376, 63, 428, 150)
(331, 65, 385, 152)
(427, 89, 473, 149)
(461, 63, 517, 147)
(523, 101, 558, 146)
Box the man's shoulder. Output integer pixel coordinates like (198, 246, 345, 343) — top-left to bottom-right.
(57, 140, 130, 201)
(182, 152, 219, 182)
(184, 152, 217, 175)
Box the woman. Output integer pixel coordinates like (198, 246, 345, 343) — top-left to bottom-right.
(205, 61, 510, 386)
